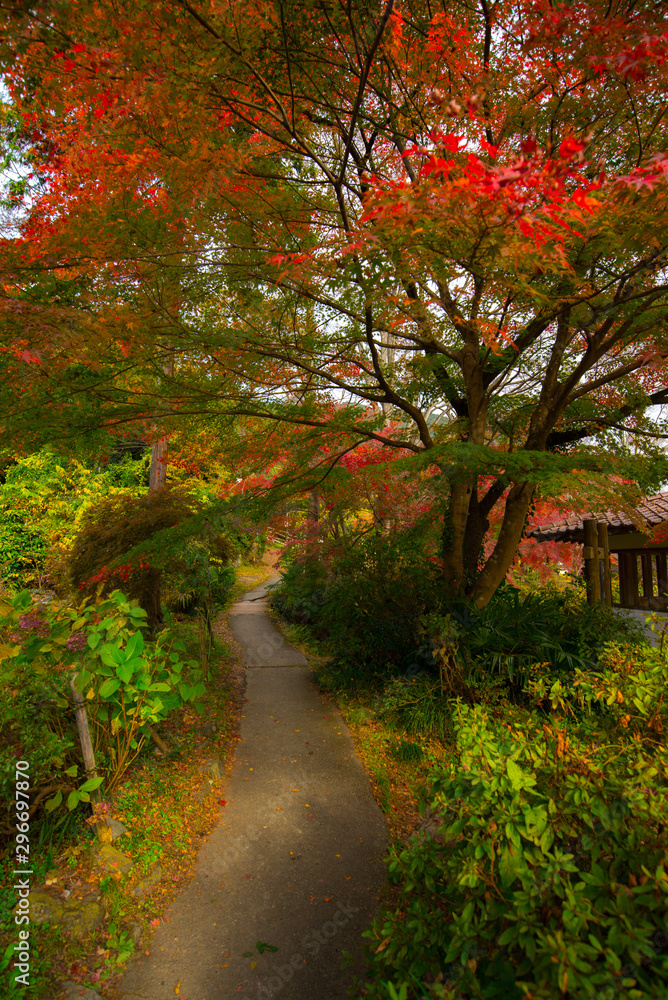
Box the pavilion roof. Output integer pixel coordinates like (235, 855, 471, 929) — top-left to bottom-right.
(528, 492, 668, 544)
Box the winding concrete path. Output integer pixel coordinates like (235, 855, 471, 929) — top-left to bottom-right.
(118, 577, 387, 1000)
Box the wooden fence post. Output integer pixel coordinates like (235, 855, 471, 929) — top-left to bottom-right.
(70, 674, 101, 801)
(598, 522, 612, 607)
(583, 519, 601, 605)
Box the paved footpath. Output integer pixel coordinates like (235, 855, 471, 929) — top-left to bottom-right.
(117, 576, 388, 1000)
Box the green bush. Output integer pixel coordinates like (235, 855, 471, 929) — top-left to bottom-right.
(448, 584, 645, 688)
(0, 509, 48, 589)
(373, 676, 453, 738)
(0, 448, 148, 590)
(272, 531, 442, 683)
(360, 702, 668, 1000)
(0, 588, 206, 838)
(273, 540, 644, 710)
(569, 634, 668, 741)
(0, 661, 79, 840)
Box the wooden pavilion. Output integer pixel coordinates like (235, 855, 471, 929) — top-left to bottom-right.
(528, 492, 668, 609)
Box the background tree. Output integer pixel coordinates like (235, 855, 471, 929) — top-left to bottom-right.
(1, 0, 668, 604)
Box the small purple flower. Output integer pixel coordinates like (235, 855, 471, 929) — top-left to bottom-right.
(66, 631, 87, 651)
(17, 613, 50, 637)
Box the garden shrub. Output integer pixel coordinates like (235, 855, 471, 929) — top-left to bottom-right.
(0, 588, 206, 840)
(372, 676, 454, 738)
(273, 538, 644, 706)
(0, 658, 79, 840)
(0, 508, 48, 589)
(60, 486, 234, 628)
(569, 634, 668, 740)
(360, 702, 668, 1000)
(272, 530, 442, 682)
(449, 584, 645, 689)
(0, 448, 149, 590)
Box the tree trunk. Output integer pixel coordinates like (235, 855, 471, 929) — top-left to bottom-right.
(441, 481, 474, 593)
(467, 482, 535, 608)
(307, 489, 320, 523)
(149, 437, 169, 491)
(461, 485, 493, 582)
(139, 571, 163, 633)
(145, 354, 174, 624)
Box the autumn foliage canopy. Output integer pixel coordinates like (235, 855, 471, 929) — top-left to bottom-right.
(1, 0, 668, 603)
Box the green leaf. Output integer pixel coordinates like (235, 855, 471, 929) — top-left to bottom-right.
(80, 776, 104, 792)
(99, 677, 122, 698)
(64, 765, 78, 777)
(67, 790, 80, 811)
(499, 844, 522, 887)
(116, 662, 134, 684)
(45, 790, 63, 813)
(99, 644, 123, 667)
(125, 630, 145, 658)
(1, 941, 15, 973)
(539, 826, 555, 853)
(506, 758, 525, 790)
(256, 941, 279, 954)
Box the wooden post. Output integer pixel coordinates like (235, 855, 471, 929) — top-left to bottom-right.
(198, 611, 209, 680)
(618, 552, 628, 606)
(656, 552, 668, 603)
(583, 519, 600, 605)
(619, 551, 637, 607)
(70, 674, 101, 801)
(641, 552, 654, 605)
(598, 522, 612, 607)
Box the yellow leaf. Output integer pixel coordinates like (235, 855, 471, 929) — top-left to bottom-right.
(174, 982, 180, 994)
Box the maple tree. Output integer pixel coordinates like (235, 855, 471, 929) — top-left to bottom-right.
(1, 0, 668, 604)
